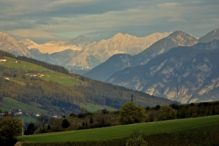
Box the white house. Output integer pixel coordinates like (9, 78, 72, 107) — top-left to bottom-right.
(39, 74, 45, 77)
(0, 59, 6, 62)
(18, 109, 22, 115)
(31, 74, 37, 77)
(52, 115, 58, 118)
(5, 77, 10, 80)
(36, 113, 40, 117)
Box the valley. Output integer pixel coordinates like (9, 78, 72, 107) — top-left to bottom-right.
(0, 51, 174, 117)
(1, 1, 219, 146)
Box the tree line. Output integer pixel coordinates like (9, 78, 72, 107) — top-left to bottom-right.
(16, 56, 69, 75)
(0, 50, 16, 59)
(23, 100, 219, 135)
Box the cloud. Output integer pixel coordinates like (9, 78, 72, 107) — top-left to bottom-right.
(8, 29, 57, 41)
(0, 0, 218, 43)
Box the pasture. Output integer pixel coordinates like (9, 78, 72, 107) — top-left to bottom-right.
(0, 97, 47, 114)
(1, 57, 82, 87)
(18, 115, 219, 144)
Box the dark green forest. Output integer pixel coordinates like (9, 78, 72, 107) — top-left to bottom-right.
(0, 50, 16, 59)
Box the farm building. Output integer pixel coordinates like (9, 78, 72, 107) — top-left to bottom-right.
(0, 59, 6, 62)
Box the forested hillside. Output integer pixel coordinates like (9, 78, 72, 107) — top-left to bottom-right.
(0, 50, 175, 116)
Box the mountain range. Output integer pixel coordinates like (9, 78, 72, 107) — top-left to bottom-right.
(108, 40, 219, 103)
(85, 28, 219, 103)
(0, 32, 170, 70)
(85, 31, 198, 81)
(65, 32, 170, 70)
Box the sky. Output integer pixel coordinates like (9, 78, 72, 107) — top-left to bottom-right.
(0, 0, 219, 43)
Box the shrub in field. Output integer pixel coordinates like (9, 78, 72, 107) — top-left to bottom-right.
(126, 131, 148, 146)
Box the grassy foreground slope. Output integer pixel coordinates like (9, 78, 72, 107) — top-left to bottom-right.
(18, 115, 219, 144)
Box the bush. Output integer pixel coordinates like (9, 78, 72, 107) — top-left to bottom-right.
(0, 117, 23, 146)
(119, 102, 148, 125)
(126, 131, 148, 146)
(24, 122, 38, 135)
(158, 106, 177, 121)
(62, 119, 70, 128)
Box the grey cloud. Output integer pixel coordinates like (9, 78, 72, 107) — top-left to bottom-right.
(1, 0, 159, 20)
(0, 0, 218, 43)
(0, 21, 36, 31)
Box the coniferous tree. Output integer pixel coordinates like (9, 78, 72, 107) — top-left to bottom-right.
(90, 117, 93, 124)
(61, 119, 70, 128)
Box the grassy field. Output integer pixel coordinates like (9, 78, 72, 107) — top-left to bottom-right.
(18, 115, 219, 144)
(0, 97, 48, 114)
(1, 57, 82, 87)
(80, 103, 116, 112)
(17, 116, 37, 123)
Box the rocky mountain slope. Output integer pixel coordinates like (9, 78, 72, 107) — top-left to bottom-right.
(29, 49, 81, 67)
(199, 28, 219, 43)
(66, 35, 94, 46)
(84, 54, 132, 81)
(19, 39, 83, 54)
(65, 32, 170, 70)
(85, 31, 198, 81)
(132, 31, 198, 66)
(107, 40, 219, 103)
(0, 32, 32, 57)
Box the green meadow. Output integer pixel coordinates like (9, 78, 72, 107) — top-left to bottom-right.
(1, 57, 82, 87)
(0, 97, 48, 114)
(18, 115, 219, 144)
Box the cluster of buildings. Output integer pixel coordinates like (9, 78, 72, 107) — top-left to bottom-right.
(0, 109, 42, 118)
(27, 74, 45, 77)
(0, 109, 23, 116)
